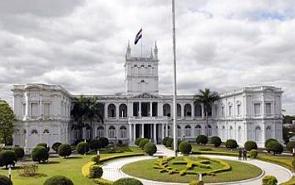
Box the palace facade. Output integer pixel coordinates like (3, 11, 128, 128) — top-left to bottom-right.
(12, 44, 283, 153)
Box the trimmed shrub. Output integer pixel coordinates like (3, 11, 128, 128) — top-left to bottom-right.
(189, 180, 204, 185)
(89, 165, 103, 178)
(135, 138, 143, 146)
(98, 137, 109, 148)
(144, 142, 157, 156)
(113, 177, 143, 185)
(37, 143, 50, 152)
(91, 155, 100, 164)
(89, 140, 100, 151)
(0, 150, 17, 168)
(0, 174, 13, 185)
(52, 142, 62, 153)
(165, 138, 173, 147)
(265, 138, 278, 148)
(244, 141, 258, 151)
(249, 149, 258, 159)
(225, 139, 238, 149)
(139, 138, 149, 149)
(179, 141, 192, 155)
(162, 137, 170, 145)
(76, 142, 89, 155)
(13, 147, 25, 160)
(43, 175, 74, 185)
(267, 141, 283, 155)
(286, 141, 295, 153)
(262, 175, 278, 185)
(196, 135, 208, 145)
(58, 144, 72, 158)
(32, 146, 49, 163)
(210, 136, 222, 147)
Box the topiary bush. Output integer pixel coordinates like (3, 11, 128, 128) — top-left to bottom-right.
(37, 143, 50, 152)
(58, 144, 72, 158)
(165, 138, 173, 147)
(43, 175, 74, 185)
(32, 146, 49, 163)
(98, 137, 109, 148)
(244, 141, 258, 151)
(162, 137, 170, 146)
(52, 142, 62, 153)
(179, 141, 192, 155)
(0, 150, 17, 168)
(139, 138, 149, 149)
(265, 138, 278, 149)
(209, 136, 222, 147)
(225, 139, 238, 149)
(0, 174, 13, 185)
(89, 165, 103, 178)
(196, 135, 208, 145)
(189, 180, 204, 185)
(135, 138, 143, 146)
(13, 147, 25, 160)
(91, 155, 100, 164)
(249, 149, 258, 159)
(113, 177, 143, 185)
(286, 141, 295, 153)
(262, 175, 278, 185)
(76, 142, 89, 155)
(267, 141, 283, 155)
(144, 142, 157, 156)
(89, 140, 100, 151)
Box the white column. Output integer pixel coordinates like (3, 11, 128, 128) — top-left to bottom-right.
(150, 102, 153, 117)
(161, 124, 165, 139)
(129, 124, 132, 143)
(133, 124, 136, 140)
(139, 102, 142, 117)
(165, 124, 168, 137)
(181, 103, 184, 118)
(104, 103, 108, 119)
(39, 94, 43, 119)
(158, 102, 163, 117)
(116, 103, 119, 119)
(153, 124, 157, 143)
(201, 104, 205, 119)
(141, 124, 144, 138)
(24, 92, 30, 120)
(191, 103, 194, 118)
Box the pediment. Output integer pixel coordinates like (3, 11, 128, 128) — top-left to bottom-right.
(132, 93, 159, 99)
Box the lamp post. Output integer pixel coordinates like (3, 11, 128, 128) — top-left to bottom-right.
(8, 164, 12, 180)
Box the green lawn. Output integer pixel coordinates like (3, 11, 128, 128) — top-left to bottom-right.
(0, 146, 143, 185)
(122, 157, 262, 183)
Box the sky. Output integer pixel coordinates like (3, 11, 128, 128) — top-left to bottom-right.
(0, 0, 295, 115)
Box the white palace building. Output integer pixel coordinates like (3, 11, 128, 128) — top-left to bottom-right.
(12, 43, 283, 152)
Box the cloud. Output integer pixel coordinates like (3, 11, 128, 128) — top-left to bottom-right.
(0, 0, 295, 115)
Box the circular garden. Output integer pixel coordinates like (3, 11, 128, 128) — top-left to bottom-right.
(122, 156, 263, 183)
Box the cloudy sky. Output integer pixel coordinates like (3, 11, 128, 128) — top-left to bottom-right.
(0, 0, 295, 114)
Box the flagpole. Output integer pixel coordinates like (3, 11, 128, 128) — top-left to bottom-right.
(172, 0, 177, 157)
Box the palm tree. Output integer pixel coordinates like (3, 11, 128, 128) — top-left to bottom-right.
(194, 88, 220, 136)
(71, 96, 104, 141)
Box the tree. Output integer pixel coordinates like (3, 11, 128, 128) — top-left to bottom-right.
(58, 144, 72, 158)
(0, 150, 17, 168)
(194, 89, 220, 136)
(0, 100, 15, 145)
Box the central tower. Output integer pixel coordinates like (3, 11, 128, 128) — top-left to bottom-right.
(124, 42, 159, 95)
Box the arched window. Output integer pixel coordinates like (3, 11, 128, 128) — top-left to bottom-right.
(168, 126, 171, 136)
(194, 103, 202, 117)
(108, 104, 116, 118)
(120, 126, 127, 138)
(108, 126, 116, 138)
(163, 104, 171, 117)
(195, 125, 201, 136)
(31, 129, 38, 135)
(207, 104, 212, 117)
(185, 125, 191, 137)
(207, 125, 212, 136)
(177, 125, 181, 137)
(177, 104, 181, 117)
(184, 104, 192, 117)
(222, 126, 226, 139)
(266, 126, 272, 139)
(255, 126, 262, 142)
(43, 129, 49, 134)
(229, 126, 233, 139)
(97, 126, 104, 138)
(237, 126, 242, 143)
(119, 104, 127, 118)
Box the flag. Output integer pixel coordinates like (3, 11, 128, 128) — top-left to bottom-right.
(134, 28, 142, 45)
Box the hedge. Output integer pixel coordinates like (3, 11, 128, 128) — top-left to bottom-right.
(196, 135, 208, 145)
(13, 147, 25, 159)
(0, 150, 17, 168)
(209, 136, 222, 147)
(225, 139, 238, 149)
(32, 146, 49, 163)
(144, 142, 157, 156)
(244, 141, 258, 151)
(179, 141, 192, 155)
(113, 177, 143, 185)
(58, 144, 72, 158)
(76, 142, 89, 155)
(43, 175, 74, 185)
(139, 139, 149, 149)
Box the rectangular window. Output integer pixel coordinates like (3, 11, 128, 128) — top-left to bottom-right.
(31, 103, 39, 118)
(265, 103, 271, 115)
(44, 103, 50, 117)
(221, 107, 225, 117)
(254, 103, 261, 116)
(237, 104, 241, 116)
(229, 106, 232, 116)
(23, 103, 26, 116)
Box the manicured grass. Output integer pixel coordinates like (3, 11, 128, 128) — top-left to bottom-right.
(0, 146, 143, 185)
(122, 157, 262, 183)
